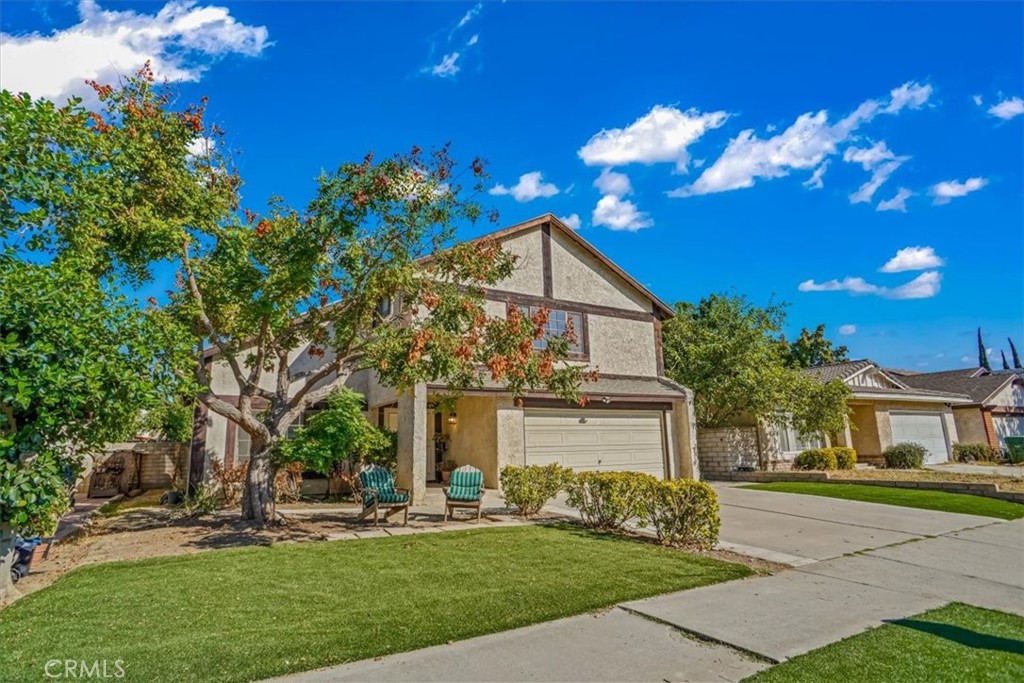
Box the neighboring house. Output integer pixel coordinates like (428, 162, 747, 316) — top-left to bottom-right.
(697, 359, 970, 477)
(193, 214, 699, 501)
(890, 368, 1024, 453)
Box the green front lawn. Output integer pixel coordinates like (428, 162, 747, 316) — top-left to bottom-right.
(746, 603, 1024, 682)
(742, 482, 1024, 520)
(0, 524, 751, 683)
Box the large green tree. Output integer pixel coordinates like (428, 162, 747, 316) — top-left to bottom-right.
(661, 294, 849, 445)
(0, 258, 189, 603)
(783, 324, 850, 368)
(4, 69, 589, 527)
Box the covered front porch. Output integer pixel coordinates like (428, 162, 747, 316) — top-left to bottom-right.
(370, 378, 700, 504)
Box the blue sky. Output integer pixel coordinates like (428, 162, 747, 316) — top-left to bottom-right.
(2, 1, 1022, 370)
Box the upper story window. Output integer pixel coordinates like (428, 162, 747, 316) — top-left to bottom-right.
(517, 305, 585, 355)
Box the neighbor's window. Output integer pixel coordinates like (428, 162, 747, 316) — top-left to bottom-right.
(776, 422, 825, 454)
(517, 305, 584, 354)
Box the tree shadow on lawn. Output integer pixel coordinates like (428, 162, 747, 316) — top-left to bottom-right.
(887, 618, 1024, 655)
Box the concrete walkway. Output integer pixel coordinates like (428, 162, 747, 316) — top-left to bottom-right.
(927, 462, 1024, 477)
(272, 486, 1023, 682)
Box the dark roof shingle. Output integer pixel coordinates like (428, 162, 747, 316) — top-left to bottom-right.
(897, 369, 1017, 404)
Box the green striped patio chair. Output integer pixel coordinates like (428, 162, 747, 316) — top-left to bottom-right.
(443, 465, 485, 522)
(355, 465, 410, 526)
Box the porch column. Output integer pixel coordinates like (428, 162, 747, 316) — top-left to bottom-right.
(833, 417, 854, 448)
(495, 398, 525, 489)
(396, 382, 427, 504)
(671, 389, 700, 480)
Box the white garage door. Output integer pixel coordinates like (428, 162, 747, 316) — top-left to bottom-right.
(994, 416, 1024, 450)
(524, 409, 666, 477)
(890, 412, 949, 464)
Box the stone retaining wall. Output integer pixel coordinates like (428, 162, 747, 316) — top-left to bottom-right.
(720, 470, 1024, 504)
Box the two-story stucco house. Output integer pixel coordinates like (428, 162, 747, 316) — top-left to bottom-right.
(192, 215, 699, 502)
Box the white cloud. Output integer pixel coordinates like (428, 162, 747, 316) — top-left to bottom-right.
(838, 324, 857, 335)
(578, 105, 729, 171)
(884, 81, 933, 114)
(880, 246, 946, 273)
(592, 195, 653, 231)
(931, 177, 988, 205)
(489, 171, 559, 202)
(672, 81, 931, 198)
(0, 0, 269, 102)
(593, 168, 632, 197)
(960, 355, 972, 363)
(842, 141, 908, 205)
(430, 52, 461, 77)
(456, 3, 482, 30)
(798, 271, 941, 300)
(467, 34, 479, 46)
(972, 94, 984, 106)
(988, 96, 1024, 120)
(803, 161, 830, 190)
(559, 213, 581, 230)
(876, 187, 914, 213)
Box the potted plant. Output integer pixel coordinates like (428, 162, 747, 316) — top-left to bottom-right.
(441, 459, 458, 484)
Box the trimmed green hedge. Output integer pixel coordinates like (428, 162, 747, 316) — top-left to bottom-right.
(793, 447, 858, 471)
(952, 442, 1002, 463)
(565, 471, 657, 530)
(884, 442, 927, 469)
(831, 447, 857, 470)
(500, 464, 571, 517)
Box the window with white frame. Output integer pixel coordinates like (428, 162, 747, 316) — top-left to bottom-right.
(516, 305, 585, 354)
(286, 409, 322, 440)
(235, 429, 251, 463)
(775, 421, 825, 454)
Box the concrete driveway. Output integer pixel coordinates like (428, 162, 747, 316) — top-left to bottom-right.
(272, 485, 1023, 682)
(713, 482, 998, 565)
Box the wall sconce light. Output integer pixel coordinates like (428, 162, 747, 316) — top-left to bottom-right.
(447, 412, 458, 425)
(601, 396, 612, 404)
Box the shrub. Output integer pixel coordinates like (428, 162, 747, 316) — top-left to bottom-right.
(952, 442, 1002, 464)
(210, 460, 247, 507)
(793, 448, 838, 471)
(499, 464, 571, 517)
(179, 485, 218, 518)
(884, 442, 926, 469)
(565, 471, 658, 529)
(642, 479, 720, 549)
(830, 447, 857, 470)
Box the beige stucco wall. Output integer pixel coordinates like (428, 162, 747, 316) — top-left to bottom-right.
(850, 403, 882, 456)
(587, 315, 658, 376)
(447, 395, 500, 487)
(953, 407, 988, 444)
(991, 380, 1024, 408)
(548, 229, 649, 312)
(495, 229, 544, 296)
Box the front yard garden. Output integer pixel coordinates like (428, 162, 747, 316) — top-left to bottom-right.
(0, 524, 753, 683)
(743, 482, 1024, 519)
(746, 602, 1024, 682)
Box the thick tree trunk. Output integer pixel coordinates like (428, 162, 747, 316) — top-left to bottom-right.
(0, 526, 22, 605)
(241, 445, 276, 526)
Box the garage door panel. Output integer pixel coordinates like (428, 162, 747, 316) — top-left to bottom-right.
(890, 412, 949, 464)
(524, 409, 666, 477)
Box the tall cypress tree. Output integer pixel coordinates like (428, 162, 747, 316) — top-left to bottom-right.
(978, 328, 991, 371)
(1002, 350, 1010, 370)
(1010, 338, 1023, 370)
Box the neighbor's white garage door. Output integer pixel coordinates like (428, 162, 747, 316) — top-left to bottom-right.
(993, 415, 1024, 450)
(524, 409, 666, 477)
(890, 412, 949, 464)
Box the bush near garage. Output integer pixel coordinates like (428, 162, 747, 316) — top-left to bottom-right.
(952, 442, 1003, 464)
(499, 464, 572, 517)
(565, 471, 658, 530)
(642, 479, 720, 549)
(830, 447, 857, 470)
(793, 448, 838, 471)
(884, 442, 927, 469)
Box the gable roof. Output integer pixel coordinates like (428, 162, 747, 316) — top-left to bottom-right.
(465, 214, 674, 318)
(894, 368, 1021, 405)
(802, 359, 970, 403)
